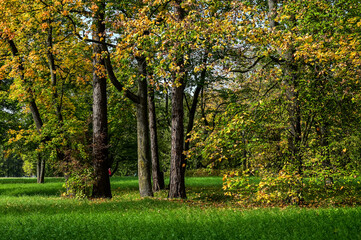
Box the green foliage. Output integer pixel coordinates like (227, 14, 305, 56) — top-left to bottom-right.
(223, 169, 361, 207)
(22, 160, 34, 177)
(62, 168, 93, 199)
(223, 170, 257, 202)
(256, 170, 303, 205)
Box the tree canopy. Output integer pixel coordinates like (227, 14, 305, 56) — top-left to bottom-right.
(0, 0, 360, 201)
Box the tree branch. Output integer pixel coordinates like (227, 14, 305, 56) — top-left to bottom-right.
(102, 45, 140, 104)
(231, 56, 264, 73)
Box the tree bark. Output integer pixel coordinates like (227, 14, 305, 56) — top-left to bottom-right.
(36, 153, 45, 184)
(46, 20, 63, 122)
(183, 54, 207, 174)
(148, 86, 165, 191)
(169, 0, 187, 199)
(91, 1, 112, 198)
(136, 57, 153, 197)
(103, 45, 155, 197)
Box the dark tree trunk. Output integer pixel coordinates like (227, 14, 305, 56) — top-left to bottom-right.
(91, 1, 112, 198)
(136, 57, 153, 197)
(148, 86, 165, 191)
(168, 0, 187, 199)
(169, 80, 186, 198)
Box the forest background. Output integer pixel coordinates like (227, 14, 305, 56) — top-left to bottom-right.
(0, 0, 360, 204)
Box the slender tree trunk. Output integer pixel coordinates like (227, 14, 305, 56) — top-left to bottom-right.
(148, 86, 165, 191)
(183, 55, 207, 174)
(46, 20, 62, 122)
(36, 153, 45, 183)
(136, 57, 153, 197)
(91, 1, 112, 198)
(7, 39, 46, 183)
(284, 65, 302, 173)
(46, 19, 67, 185)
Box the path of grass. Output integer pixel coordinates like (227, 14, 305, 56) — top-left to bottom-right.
(0, 177, 360, 239)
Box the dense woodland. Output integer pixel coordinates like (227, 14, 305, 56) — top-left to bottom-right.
(0, 0, 360, 202)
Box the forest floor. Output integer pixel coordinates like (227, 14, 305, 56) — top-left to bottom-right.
(0, 176, 360, 239)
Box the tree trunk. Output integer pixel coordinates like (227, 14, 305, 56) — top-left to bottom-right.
(148, 86, 165, 191)
(102, 32, 155, 198)
(91, 1, 112, 198)
(136, 57, 153, 197)
(7, 39, 46, 183)
(46, 20, 63, 122)
(169, 80, 186, 198)
(168, 0, 187, 199)
(37, 154, 45, 184)
(183, 55, 207, 174)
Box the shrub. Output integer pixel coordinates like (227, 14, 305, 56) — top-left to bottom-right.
(62, 168, 93, 199)
(223, 170, 257, 202)
(256, 170, 303, 205)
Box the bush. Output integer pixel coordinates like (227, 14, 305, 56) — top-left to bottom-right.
(223, 167, 304, 205)
(256, 170, 303, 205)
(62, 168, 93, 199)
(223, 170, 257, 202)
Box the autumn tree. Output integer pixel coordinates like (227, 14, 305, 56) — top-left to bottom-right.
(0, 0, 94, 188)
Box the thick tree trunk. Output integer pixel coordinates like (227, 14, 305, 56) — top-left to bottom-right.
(169, 80, 186, 198)
(148, 86, 165, 191)
(136, 57, 153, 197)
(91, 1, 112, 198)
(168, 0, 187, 199)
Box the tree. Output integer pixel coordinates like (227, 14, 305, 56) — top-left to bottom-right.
(0, 0, 94, 188)
(167, 0, 187, 199)
(99, 1, 154, 197)
(91, 0, 112, 198)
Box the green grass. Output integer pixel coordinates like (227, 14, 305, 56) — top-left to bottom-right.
(0, 177, 360, 239)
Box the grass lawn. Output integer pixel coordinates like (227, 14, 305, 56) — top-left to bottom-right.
(0, 177, 360, 239)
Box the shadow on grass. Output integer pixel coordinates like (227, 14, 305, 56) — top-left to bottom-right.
(0, 183, 63, 197)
